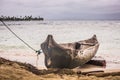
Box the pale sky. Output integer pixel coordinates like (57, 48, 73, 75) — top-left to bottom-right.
(0, 0, 120, 20)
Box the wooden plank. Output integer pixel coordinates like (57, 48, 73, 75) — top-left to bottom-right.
(86, 56, 106, 67)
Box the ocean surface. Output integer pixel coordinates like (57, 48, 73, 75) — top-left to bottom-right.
(0, 20, 120, 69)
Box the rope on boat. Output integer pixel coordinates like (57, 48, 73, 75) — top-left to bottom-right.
(0, 20, 42, 55)
(36, 53, 39, 67)
(0, 20, 42, 67)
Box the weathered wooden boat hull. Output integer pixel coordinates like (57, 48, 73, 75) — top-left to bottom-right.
(41, 35, 99, 69)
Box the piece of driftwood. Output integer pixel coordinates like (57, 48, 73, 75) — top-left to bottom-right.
(81, 70, 104, 75)
(87, 71, 120, 77)
(86, 56, 106, 67)
(41, 34, 99, 69)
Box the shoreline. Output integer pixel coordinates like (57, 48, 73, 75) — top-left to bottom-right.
(0, 49, 120, 70)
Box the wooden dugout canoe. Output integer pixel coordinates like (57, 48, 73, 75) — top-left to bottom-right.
(41, 35, 99, 69)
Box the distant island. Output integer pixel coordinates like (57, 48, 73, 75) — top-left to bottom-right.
(0, 15, 44, 21)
